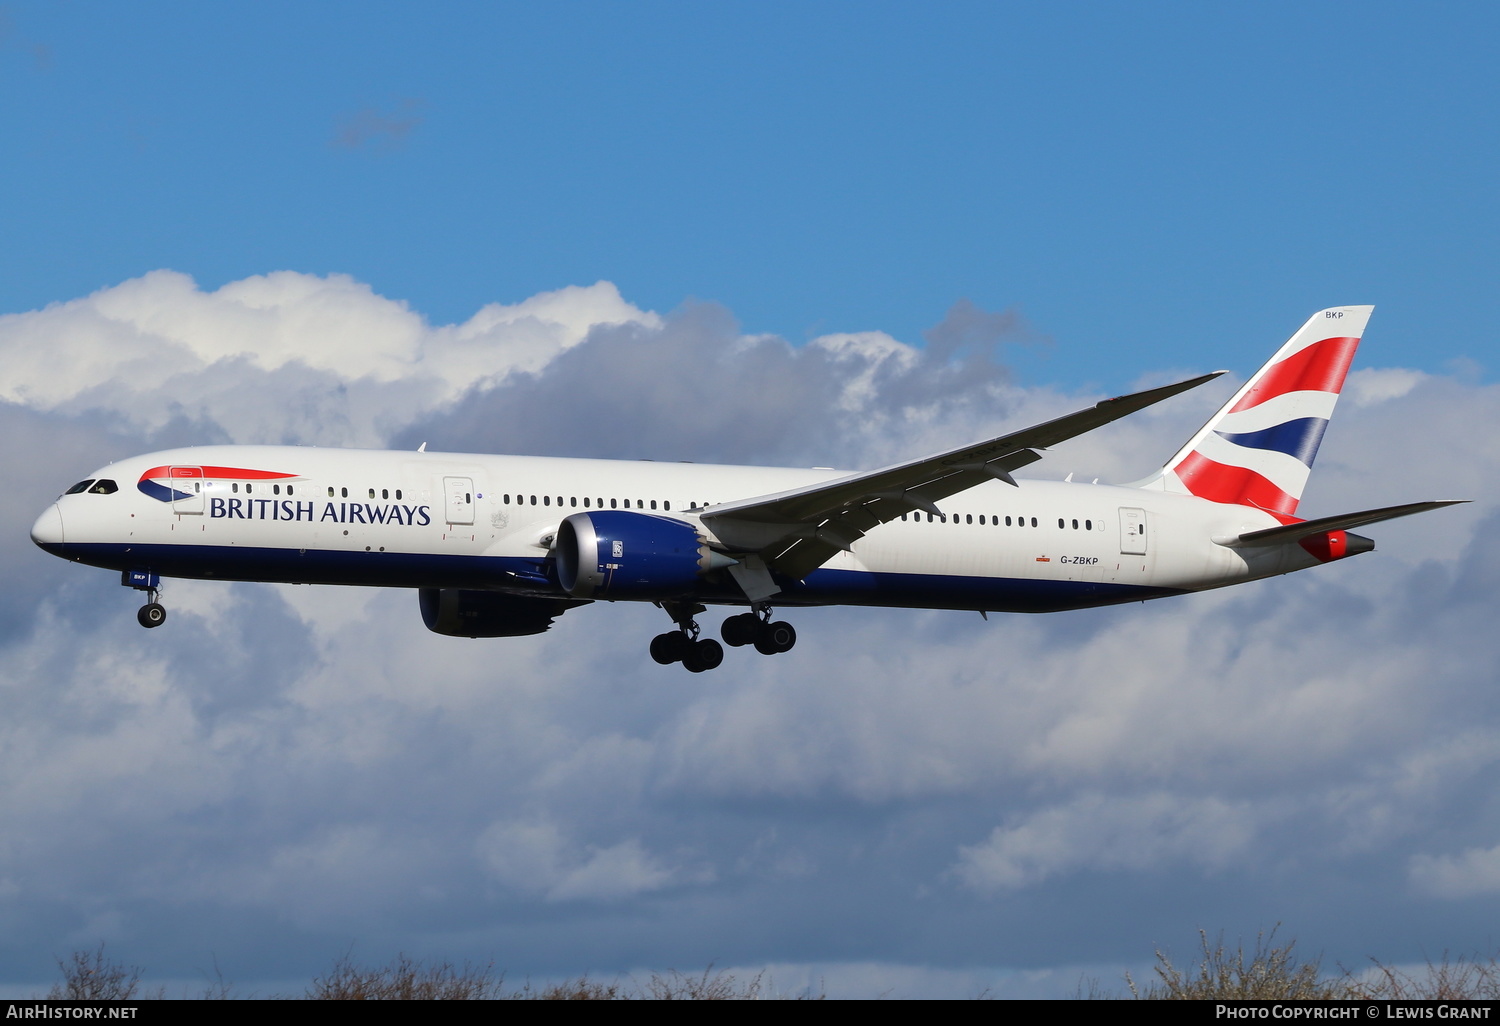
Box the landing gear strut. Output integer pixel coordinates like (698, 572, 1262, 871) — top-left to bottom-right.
(123, 569, 166, 629)
(651, 601, 724, 673)
(720, 608, 796, 655)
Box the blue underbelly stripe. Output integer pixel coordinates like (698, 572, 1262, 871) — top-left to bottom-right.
(50, 542, 1184, 613)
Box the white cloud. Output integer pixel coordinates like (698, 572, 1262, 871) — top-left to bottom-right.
(953, 793, 1257, 893)
(0, 272, 658, 446)
(1411, 843, 1500, 899)
(476, 820, 683, 902)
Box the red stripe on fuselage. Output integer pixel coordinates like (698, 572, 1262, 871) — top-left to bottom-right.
(1229, 336, 1358, 413)
(1175, 451, 1300, 516)
(140, 465, 298, 481)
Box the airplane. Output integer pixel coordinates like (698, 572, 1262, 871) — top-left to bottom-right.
(29, 306, 1462, 671)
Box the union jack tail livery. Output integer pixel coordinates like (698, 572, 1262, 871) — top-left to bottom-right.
(1152, 306, 1373, 519)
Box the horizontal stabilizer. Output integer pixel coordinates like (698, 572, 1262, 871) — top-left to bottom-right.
(1222, 500, 1468, 548)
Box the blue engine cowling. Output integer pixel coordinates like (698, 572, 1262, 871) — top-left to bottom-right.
(556, 511, 722, 599)
(419, 588, 581, 637)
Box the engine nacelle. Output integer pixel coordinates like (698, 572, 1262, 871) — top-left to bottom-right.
(556, 511, 725, 599)
(419, 588, 576, 638)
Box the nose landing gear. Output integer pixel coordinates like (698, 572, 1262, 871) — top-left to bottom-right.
(123, 570, 166, 629)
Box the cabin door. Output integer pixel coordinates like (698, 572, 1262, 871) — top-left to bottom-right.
(171, 466, 204, 514)
(444, 477, 475, 525)
(1119, 507, 1147, 555)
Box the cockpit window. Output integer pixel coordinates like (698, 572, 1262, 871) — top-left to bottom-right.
(87, 479, 118, 495)
(64, 480, 95, 494)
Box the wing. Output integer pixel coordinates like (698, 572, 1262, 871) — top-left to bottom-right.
(702, 371, 1224, 582)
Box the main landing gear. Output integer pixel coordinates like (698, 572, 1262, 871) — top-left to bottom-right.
(720, 610, 796, 655)
(650, 602, 723, 673)
(123, 569, 167, 629)
(650, 603, 796, 671)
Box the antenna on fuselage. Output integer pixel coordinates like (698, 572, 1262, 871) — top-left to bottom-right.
(417, 442, 427, 452)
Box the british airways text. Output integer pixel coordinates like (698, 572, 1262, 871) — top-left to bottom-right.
(208, 498, 433, 525)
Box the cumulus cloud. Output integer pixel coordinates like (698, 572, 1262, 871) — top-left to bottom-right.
(2, 271, 1498, 989)
(0, 272, 658, 447)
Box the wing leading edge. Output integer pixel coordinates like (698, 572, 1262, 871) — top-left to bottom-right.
(701, 370, 1225, 583)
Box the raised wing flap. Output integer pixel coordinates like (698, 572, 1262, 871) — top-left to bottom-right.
(703, 370, 1224, 582)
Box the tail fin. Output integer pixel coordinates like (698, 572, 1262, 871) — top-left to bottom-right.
(1149, 306, 1373, 520)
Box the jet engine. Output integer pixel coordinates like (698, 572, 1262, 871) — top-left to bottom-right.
(419, 588, 580, 638)
(555, 511, 732, 599)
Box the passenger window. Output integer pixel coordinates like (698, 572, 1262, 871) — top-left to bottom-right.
(328, 487, 334, 497)
(65, 480, 94, 494)
(664, 501, 670, 511)
(1031, 517, 1037, 527)
(88, 479, 118, 494)
(611, 499, 618, 509)
(369, 488, 375, 499)
(288, 486, 295, 496)
(341, 488, 348, 498)
(1058, 519, 1064, 529)
(571, 497, 577, 507)
(246, 484, 253, 494)
(233, 483, 239, 493)
(274, 485, 281, 495)
(966, 514, 972, 524)
(544, 496, 550, 506)
(395, 490, 402, 500)
(584, 497, 591, 508)
(1072, 519, 1078, 529)
(650, 500, 657, 510)
(382, 489, 389, 500)
(1086, 519, 1092, 530)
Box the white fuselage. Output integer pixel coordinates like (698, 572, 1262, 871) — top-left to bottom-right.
(33, 445, 1323, 615)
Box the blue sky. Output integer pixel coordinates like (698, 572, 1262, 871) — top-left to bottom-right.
(2, 2, 1499, 998)
(5, 3, 1496, 387)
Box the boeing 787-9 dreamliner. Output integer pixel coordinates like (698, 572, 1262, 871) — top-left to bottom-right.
(31, 307, 1462, 671)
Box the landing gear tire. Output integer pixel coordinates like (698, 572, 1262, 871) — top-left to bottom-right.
(137, 602, 166, 629)
(720, 613, 759, 647)
(682, 638, 724, 673)
(753, 620, 795, 655)
(767, 620, 796, 653)
(650, 631, 688, 665)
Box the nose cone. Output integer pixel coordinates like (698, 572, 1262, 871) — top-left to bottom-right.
(30, 504, 64, 551)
